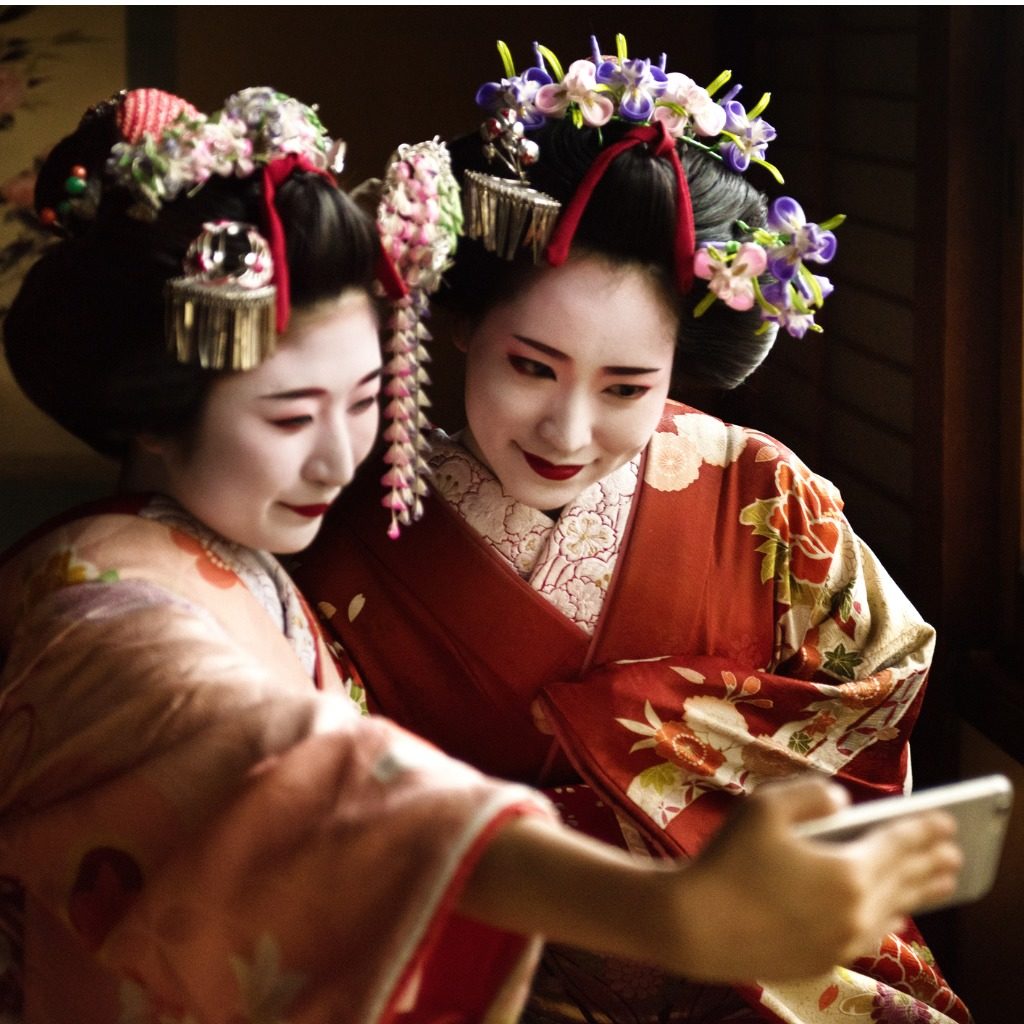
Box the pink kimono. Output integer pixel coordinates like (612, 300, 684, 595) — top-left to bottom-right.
(297, 401, 971, 1023)
(0, 493, 554, 1023)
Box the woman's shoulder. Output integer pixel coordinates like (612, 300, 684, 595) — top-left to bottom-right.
(648, 400, 840, 503)
(0, 495, 246, 644)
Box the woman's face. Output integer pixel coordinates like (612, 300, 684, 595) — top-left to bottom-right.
(461, 256, 677, 510)
(155, 289, 382, 553)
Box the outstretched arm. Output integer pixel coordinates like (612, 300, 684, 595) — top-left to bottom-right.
(459, 775, 961, 983)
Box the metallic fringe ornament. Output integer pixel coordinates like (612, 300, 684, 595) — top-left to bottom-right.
(165, 279, 276, 370)
(463, 170, 560, 262)
(165, 221, 278, 371)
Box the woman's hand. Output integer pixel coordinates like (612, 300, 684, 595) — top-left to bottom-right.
(667, 776, 962, 981)
(458, 775, 962, 983)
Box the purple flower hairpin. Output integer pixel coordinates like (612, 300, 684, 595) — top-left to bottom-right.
(694, 198, 845, 338)
(472, 34, 846, 336)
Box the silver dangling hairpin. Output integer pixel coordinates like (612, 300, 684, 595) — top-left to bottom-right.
(463, 107, 560, 262)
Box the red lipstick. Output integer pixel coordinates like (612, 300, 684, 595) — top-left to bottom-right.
(523, 451, 583, 481)
(283, 503, 331, 518)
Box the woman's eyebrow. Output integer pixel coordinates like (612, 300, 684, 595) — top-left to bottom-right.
(603, 364, 662, 377)
(259, 387, 327, 400)
(258, 368, 382, 401)
(514, 335, 568, 361)
(513, 335, 660, 376)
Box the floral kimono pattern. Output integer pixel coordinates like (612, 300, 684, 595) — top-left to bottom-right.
(297, 401, 971, 1024)
(0, 494, 554, 1024)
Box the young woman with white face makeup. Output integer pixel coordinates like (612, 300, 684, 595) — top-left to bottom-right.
(458, 258, 677, 512)
(298, 37, 972, 1024)
(132, 292, 384, 555)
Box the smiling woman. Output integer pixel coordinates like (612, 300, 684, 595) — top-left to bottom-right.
(128, 291, 383, 554)
(0, 85, 566, 1023)
(458, 257, 676, 511)
(295, 35, 972, 1023)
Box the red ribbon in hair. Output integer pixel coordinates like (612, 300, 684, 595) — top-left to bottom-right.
(262, 155, 334, 334)
(544, 120, 696, 294)
(262, 155, 407, 335)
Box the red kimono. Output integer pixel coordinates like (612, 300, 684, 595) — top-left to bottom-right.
(297, 402, 970, 1023)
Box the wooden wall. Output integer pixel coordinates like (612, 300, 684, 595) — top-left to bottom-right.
(712, 12, 1023, 1018)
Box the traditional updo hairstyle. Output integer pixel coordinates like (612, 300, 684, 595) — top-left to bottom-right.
(440, 117, 773, 393)
(3, 94, 379, 459)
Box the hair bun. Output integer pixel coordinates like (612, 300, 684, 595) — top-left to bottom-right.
(116, 89, 198, 144)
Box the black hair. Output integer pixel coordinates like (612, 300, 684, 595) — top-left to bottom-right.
(440, 118, 775, 392)
(2, 94, 379, 458)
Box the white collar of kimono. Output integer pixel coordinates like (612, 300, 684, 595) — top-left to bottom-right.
(428, 430, 638, 635)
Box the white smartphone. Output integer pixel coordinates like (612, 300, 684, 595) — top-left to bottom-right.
(793, 774, 1014, 911)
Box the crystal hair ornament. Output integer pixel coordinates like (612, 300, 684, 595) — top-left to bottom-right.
(475, 35, 844, 337)
(165, 221, 276, 370)
(376, 139, 462, 538)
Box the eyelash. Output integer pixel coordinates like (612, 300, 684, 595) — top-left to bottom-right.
(605, 383, 651, 400)
(508, 356, 650, 401)
(349, 395, 379, 414)
(270, 394, 377, 430)
(509, 355, 554, 379)
(271, 415, 314, 430)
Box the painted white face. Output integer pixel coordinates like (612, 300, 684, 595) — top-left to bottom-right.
(461, 257, 677, 510)
(155, 289, 382, 553)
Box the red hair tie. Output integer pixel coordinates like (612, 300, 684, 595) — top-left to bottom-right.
(544, 120, 695, 293)
(261, 155, 408, 334)
(262, 155, 334, 334)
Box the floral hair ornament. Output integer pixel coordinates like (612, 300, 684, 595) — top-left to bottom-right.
(693, 198, 845, 338)
(476, 35, 844, 337)
(108, 87, 340, 217)
(165, 221, 276, 370)
(376, 139, 462, 538)
(102, 87, 387, 367)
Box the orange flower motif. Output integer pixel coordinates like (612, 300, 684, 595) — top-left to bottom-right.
(740, 736, 805, 777)
(835, 669, 896, 709)
(653, 720, 725, 777)
(768, 462, 844, 585)
(806, 710, 839, 735)
(170, 530, 238, 589)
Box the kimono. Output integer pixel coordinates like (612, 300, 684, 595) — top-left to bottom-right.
(0, 493, 555, 1024)
(297, 401, 972, 1024)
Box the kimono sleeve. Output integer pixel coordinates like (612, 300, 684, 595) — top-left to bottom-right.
(542, 432, 933, 858)
(0, 578, 552, 1023)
